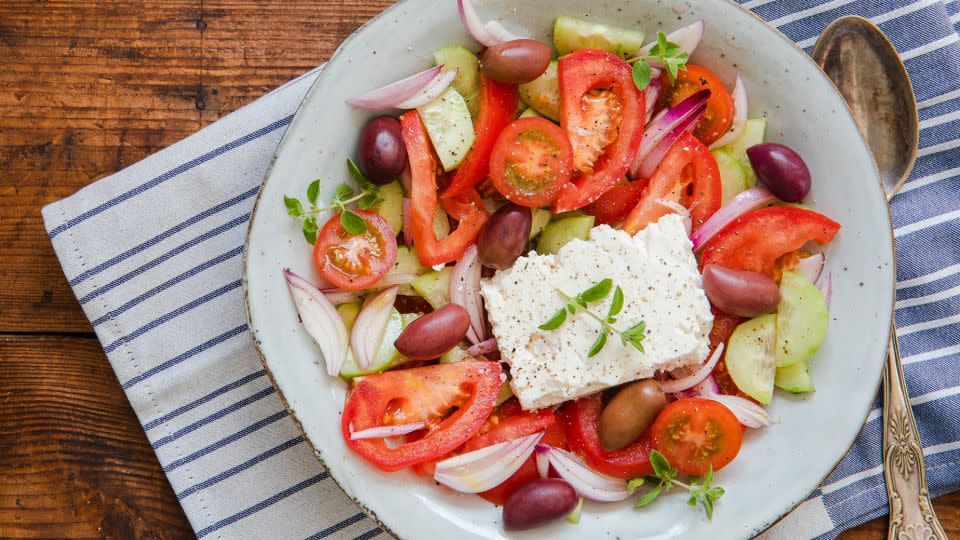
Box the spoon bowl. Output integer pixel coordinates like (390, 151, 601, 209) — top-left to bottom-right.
(812, 16, 919, 198)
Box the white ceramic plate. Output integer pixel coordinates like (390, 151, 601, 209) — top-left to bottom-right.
(244, 1, 894, 538)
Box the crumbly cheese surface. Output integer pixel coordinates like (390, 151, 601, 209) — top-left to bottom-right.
(480, 215, 713, 410)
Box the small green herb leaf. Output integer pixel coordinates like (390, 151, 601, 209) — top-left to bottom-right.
(648, 31, 689, 82)
(634, 484, 663, 508)
(358, 188, 383, 210)
(284, 196, 304, 217)
(588, 327, 610, 358)
(306, 180, 321, 206)
(627, 478, 645, 493)
(346, 158, 370, 187)
(632, 60, 652, 91)
(333, 183, 355, 204)
(650, 451, 670, 478)
(608, 286, 624, 319)
(340, 210, 368, 234)
(623, 321, 647, 352)
(579, 278, 613, 303)
(302, 217, 319, 244)
(539, 308, 568, 331)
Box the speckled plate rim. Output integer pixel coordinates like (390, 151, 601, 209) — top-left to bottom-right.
(241, 1, 896, 538)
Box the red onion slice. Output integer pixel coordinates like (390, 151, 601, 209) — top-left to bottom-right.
(434, 432, 543, 493)
(690, 187, 777, 251)
(660, 343, 725, 394)
(284, 269, 349, 376)
(635, 20, 705, 64)
(702, 394, 772, 428)
(324, 290, 361, 306)
(457, 0, 522, 47)
(321, 274, 416, 297)
(635, 107, 705, 179)
(394, 69, 459, 110)
(535, 445, 550, 478)
(467, 338, 498, 357)
(351, 286, 399, 369)
(631, 90, 710, 179)
(819, 272, 833, 309)
(450, 245, 487, 344)
(644, 72, 662, 124)
(709, 74, 747, 149)
(541, 445, 630, 502)
(484, 20, 522, 43)
(350, 422, 428, 440)
(346, 65, 443, 110)
(794, 253, 826, 284)
(655, 199, 692, 236)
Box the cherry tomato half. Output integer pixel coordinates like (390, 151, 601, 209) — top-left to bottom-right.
(489, 117, 574, 207)
(659, 65, 734, 147)
(651, 398, 742, 476)
(313, 210, 397, 290)
(584, 179, 644, 226)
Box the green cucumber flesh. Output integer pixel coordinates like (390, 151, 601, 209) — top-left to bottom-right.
(411, 266, 455, 309)
(552, 16, 645, 57)
(519, 60, 560, 122)
(775, 271, 829, 368)
(391, 246, 427, 296)
(369, 181, 404, 234)
(433, 46, 480, 100)
(529, 208, 553, 240)
(775, 359, 815, 393)
(339, 308, 409, 380)
(711, 149, 749, 205)
(417, 87, 475, 171)
(719, 118, 766, 186)
(725, 313, 777, 405)
(536, 215, 594, 254)
(519, 106, 546, 120)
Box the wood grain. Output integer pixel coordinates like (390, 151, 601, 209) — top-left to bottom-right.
(0, 0, 956, 538)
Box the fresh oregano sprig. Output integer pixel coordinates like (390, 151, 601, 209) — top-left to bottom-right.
(628, 31, 690, 91)
(628, 451, 726, 519)
(538, 278, 647, 357)
(283, 159, 383, 243)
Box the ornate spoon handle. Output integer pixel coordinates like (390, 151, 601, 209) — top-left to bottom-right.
(883, 324, 947, 540)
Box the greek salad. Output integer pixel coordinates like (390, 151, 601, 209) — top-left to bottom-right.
(281, 0, 840, 531)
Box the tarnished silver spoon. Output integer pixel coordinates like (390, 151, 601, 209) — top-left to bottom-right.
(812, 16, 946, 540)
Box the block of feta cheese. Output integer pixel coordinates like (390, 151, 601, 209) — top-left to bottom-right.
(480, 214, 713, 410)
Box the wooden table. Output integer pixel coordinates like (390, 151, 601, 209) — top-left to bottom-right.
(0, 1, 956, 538)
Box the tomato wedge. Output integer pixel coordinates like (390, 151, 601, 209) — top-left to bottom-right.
(620, 133, 721, 235)
(553, 49, 645, 212)
(658, 65, 734, 146)
(651, 398, 742, 476)
(343, 361, 502, 472)
(584, 179, 644, 226)
(313, 210, 397, 290)
(699, 206, 841, 276)
(443, 74, 520, 199)
(557, 392, 654, 479)
(489, 117, 574, 207)
(400, 111, 489, 266)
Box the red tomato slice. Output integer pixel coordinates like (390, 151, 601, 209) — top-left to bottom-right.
(489, 117, 574, 207)
(443, 74, 520, 199)
(557, 393, 654, 479)
(699, 206, 841, 276)
(313, 210, 397, 290)
(620, 133, 721, 234)
(651, 398, 742, 476)
(400, 111, 489, 266)
(584, 179, 644, 226)
(658, 65, 734, 146)
(342, 361, 502, 472)
(553, 49, 646, 212)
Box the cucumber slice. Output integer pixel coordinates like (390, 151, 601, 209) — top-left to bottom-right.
(719, 118, 766, 186)
(411, 266, 455, 309)
(336, 301, 362, 331)
(519, 60, 560, 122)
(536, 215, 594, 254)
(369, 181, 404, 233)
(711, 149, 749, 205)
(391, 246, 427, 295)
(417, 87, 475, 171)
(552, 16, 645, 56)
(529, 208, 553, 240)
(775, 271, 829, 368)
(725, 314, 777, 405)
(434, 46, 481, 118)
(519, 106, 546, 120)
(340, 307, 409, 380)
(775, 359, 814, 394)
(440, 346, 471, 364)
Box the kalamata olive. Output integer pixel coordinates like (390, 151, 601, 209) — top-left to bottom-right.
(599, 379, 666, 451)
(357, 115, 407, 185)
(503, 478, 578, 531)
(480, 39, 552, 85)
(746, 143, 812, 203)
(702, 263, 781, 317)
(478, 204, 532, 269)
(394, 304, 470, 360)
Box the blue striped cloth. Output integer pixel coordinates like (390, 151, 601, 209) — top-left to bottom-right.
(41, 1, 960, 538)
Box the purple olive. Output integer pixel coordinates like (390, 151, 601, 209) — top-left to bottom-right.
(746, 143, 812, 203)
(394, 304, 470, 360)
(481, 39, 552, 84)
(358, 115, 407, 185)
(599, 379, 666, 451)
(503, 478, 579, 531)
(702, 263, 781, 317)
(478, 204, 532, 269)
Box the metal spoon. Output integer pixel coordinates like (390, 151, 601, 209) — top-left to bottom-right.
(812, 16, 946, 540)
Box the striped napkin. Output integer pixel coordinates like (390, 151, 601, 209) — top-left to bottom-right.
(41, 1, 960, 538)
